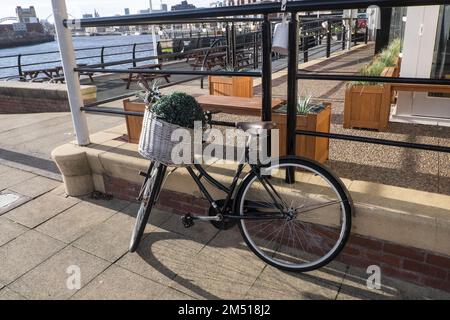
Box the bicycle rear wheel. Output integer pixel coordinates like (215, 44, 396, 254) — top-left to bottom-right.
(129, 162, 166, 252)
(235, 157, 352, 272)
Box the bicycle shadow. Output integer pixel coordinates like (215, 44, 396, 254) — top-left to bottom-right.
(133, 216, 398, 300)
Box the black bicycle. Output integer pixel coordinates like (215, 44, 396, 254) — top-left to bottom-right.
(129, 119, 352, 272)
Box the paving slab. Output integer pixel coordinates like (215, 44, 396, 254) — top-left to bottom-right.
(0, 190, 31, 216)
(0, 230, 65, 284)
(0, 168, 35, 191)
(0, 217, 29, 247)
(73, 206, 171, 263)
(245, 266, 344, 300)
(160, 213, 220, 244)
(0, 287, 26, 300)
(169, 228, 266, 300)
(71, 264, 172, 300)
(9, 245, 110, 300)
(0, 164, 10, 175)
(4, 192, 80, 228)
(336, 266, 450, 300)
(36, 198, 127, 244)
(117, 227, 206, 287)
(9, 175, 61, 198)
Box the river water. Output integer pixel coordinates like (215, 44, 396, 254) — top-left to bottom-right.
(0, 35, 156, 79)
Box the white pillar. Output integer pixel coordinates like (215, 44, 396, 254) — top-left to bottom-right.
(149, 0, 159, 63)
(51, 0, 90, 145)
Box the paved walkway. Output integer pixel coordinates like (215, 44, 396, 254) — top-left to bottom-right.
(0, 164, 449, 300)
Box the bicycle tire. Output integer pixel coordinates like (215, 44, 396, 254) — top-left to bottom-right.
(129, 162, 166, 252)
(234, 156, 352, 272)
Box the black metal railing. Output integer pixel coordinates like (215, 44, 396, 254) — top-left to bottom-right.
(65, 0, 450, 156)
(0, 41, 155, 80)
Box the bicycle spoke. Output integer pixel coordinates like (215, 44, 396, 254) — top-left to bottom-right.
(239, 160, 351, 271)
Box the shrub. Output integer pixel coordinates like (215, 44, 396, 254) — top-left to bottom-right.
(150, 92, 205, 128)
(354, 38, 401, 85)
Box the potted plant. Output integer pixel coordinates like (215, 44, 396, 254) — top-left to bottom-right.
(208, 65, 254, 98)
(272, 95, 331, 164)
(343, 39, 401, 131)
(123, 80, 162, 143)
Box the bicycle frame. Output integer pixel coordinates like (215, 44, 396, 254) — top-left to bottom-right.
(184, 139, 288, 221)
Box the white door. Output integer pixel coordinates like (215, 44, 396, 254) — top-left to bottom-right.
(395, 5, 450, 122)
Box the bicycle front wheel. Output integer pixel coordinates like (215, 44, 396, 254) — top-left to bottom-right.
(235, 157, 352, 272)
(129, 162, 166, 252)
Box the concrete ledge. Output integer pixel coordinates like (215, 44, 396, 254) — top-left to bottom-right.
(52, 126, 450, 291)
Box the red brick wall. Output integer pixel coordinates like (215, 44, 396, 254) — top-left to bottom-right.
(104, 174, 450, 293)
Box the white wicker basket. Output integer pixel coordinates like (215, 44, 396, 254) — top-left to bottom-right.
(138, 108, 195, 166)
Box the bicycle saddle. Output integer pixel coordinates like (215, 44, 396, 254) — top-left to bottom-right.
(236, 121, 277, 134)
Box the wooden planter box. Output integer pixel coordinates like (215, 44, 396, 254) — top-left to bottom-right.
(123, 99, 146, 143)
(344, 84, 390, 131)
(208, 76, 253, 98)
(272, 103, 331, 164)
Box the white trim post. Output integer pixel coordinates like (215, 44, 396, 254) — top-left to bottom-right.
(149, 0, 159, 64)
(51, 0, 90, 145)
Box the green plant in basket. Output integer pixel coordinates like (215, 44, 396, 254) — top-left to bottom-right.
(150, 92, 205, 129)
(137, 79, 162, 105)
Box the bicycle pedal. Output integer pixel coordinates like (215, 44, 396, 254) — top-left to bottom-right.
(181, 213, 195, 228)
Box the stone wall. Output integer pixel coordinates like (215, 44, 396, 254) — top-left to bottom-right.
(0, 81, 96, 114)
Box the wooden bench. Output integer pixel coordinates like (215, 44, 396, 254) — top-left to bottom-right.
(190, 51, 227, 70)
(195, 94, 285, 116)
(124, 63, 170, 89)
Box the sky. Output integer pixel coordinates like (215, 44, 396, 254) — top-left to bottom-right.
(0, 0, 211, 20)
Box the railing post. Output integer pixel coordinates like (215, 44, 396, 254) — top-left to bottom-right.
(253, 32, 258, 69)
(326, 20, 331, 58)
(342, 25, 346, 50)
(17, 54, 23, 78)
(365, 26, 369, 44)
(353, 20, 357, 46)
(287, 13, 299, 156)
(132, 43, 137, 67)
(100, 46, 105, 69)
(225, 23, 231, 66)
(261, 14, 272, 123)
(51, 0, 90, 146)
(286, 12, 299, 182)
(231, 23, 236, 69)
(303, 35, 308, 63)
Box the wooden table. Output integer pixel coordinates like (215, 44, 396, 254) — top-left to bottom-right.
(23, 66, 63, 81)
(125, 63, 171, 89)
(190, 51, 227, 70)
(195, 95, 285, 116)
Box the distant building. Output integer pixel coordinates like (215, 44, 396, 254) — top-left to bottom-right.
(210, 0, 259, 6)
(15, 6, 38, 23)
(12, 23, 27, 32)
(0, 6, 52, 48)
(171, 1, 196, 11)
(124, 8, 130, 15)
(138, 4, 168, 14)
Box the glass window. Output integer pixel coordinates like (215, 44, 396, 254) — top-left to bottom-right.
(429, 5, 450, 97)
(431, 5, 450, 79)
(390, 7, 407, 45)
